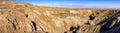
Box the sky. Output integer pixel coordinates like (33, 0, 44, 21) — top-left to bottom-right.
(14, 0, 120, 8)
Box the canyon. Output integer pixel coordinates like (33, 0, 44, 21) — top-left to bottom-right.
(0, 2, 120, 33)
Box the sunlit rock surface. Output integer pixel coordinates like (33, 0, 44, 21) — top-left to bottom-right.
(0, 2, 120, 33)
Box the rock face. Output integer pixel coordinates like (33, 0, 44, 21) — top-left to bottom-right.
(0, 2, 120, 33)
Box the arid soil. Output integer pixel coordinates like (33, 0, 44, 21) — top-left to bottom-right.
(0, 2, 120, 33)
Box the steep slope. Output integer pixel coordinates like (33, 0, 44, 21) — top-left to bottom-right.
(0, 2, 120, 33)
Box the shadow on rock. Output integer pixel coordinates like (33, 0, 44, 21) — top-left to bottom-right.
(97, 11, 120, 33)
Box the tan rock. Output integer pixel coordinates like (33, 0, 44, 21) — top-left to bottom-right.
(0, 2, 120, 33)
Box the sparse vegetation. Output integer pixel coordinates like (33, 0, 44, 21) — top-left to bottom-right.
(107, 10, 118, 18)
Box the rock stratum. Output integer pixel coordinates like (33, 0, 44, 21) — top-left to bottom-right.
(0, 2, 120, 33)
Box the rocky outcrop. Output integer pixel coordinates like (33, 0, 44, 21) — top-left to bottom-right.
(0, 2, 120, 33)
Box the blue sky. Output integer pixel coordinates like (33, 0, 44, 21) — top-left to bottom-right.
(14, 0, 120, 8)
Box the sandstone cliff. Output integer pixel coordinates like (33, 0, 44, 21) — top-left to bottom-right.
(0, 2, 120, 33)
